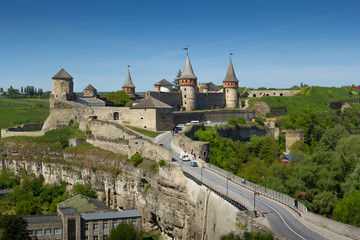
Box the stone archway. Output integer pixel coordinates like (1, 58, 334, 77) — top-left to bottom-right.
(113, 112, 119, 120)
(280, 93, 283, 96)
(253, 94, 256, 97)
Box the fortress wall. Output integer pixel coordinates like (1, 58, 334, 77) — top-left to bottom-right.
(247, 90, 300, 98)
(129, 109, 157, 131)
(216, 125, 268, 142)
(195, 92, 225, 109)
(128, 138, 172, 161)
(87, 120, 139, 140)
(155, 108, 173, 131)
(285, 130, 304, 152)
(42, 103, 131, 131)
(173, 110, 255, 125)
(146, 91, 182, 108)
(173, 133, 209, 161)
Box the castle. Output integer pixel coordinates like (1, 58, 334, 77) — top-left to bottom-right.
(147, 54, 240, 110)
(42, 54, 256, 132)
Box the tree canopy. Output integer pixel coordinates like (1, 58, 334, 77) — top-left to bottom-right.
(106, 91, 131, 106)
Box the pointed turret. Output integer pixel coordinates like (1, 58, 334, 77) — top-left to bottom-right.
(179, 54, 197, 111)
(223, 58, 239, 108)
(223, 59, 239, 83)
(122, 70, 135, 95)
(52, 68, 73, 80)
(180, 55, 197, 80)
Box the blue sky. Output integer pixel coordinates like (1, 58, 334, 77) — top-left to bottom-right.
(0, 0, 359, 92)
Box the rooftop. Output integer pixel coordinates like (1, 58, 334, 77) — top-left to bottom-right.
(81, 210, 141, 221)
(52, 68, 73, 80)
(158, 79, 173, 86)
(84, 84, 97, 91)
(130, 96, 172, 109)
(57, 194, 111, 213)
(23, 214, 61, 224)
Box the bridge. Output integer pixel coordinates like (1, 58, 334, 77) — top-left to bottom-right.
(155, 131, 350, 240)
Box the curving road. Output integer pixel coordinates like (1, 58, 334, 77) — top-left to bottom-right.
(154, 132, 347, 240)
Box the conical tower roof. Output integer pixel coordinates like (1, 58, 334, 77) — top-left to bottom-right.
(223, 59, 239, 83)
(52, 68, 73, 80)
(180, 55, 197, 80)
(122, 70, 135, 88)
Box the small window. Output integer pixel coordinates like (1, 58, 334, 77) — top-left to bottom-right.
(184, 88, 186, 91)
(103, 223, 108, 230)
(94, 223, 98, 231)
(54, 228, 61, 234)
(103, 235, 108, 240)
(184, 95, 186, 98)
(85, 224, 89, 231)
(27, 230, 34, 236)
(36, 229, 42, 235)
(144, 126, 147, 128)
(45, 229, 51, 235)
(141, 117, 143, 119)
(94, 235, 99, 240)
(132, 221, 137, 227)
(112, 222, 118, 229)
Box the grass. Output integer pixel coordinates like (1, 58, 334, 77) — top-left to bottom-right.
(248, 86, 360, 115)
(0, 98, 49, 130)
(126, 125, 163, 138)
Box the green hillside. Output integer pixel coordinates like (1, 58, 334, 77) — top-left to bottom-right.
(0, 98, 49, 130)
(248, 86, 360, 115)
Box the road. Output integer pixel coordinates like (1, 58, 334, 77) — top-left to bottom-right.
(154, 131, 340, 240)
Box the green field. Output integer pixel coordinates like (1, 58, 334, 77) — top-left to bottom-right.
(0, 98, 50, 130)
(248, 86, 360, 115)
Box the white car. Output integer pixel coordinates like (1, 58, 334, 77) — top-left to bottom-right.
(179, 152, 190, 161)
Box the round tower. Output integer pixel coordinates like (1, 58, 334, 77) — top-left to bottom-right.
(51, 68, 75, 101)
(154, 82, 161, 92)
(122, 70, 135, 95)
(179, 55, 197, 111)
(223, 58, 239, 108)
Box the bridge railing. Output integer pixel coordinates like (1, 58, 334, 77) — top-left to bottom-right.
(204, 163, 307, 213)
(181, 164, 255, 211)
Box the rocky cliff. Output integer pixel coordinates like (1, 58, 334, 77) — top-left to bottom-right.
(0, 140, 272, 239)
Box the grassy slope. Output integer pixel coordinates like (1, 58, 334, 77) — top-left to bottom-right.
(248, 86, 360, 115)
(0, 98, 49, 129)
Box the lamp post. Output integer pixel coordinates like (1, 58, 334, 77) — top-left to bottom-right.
(260, 169, 266, 194)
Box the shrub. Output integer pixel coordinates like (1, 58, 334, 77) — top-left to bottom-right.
(130, 153, 143, 167)
(158, 160, 165, 167)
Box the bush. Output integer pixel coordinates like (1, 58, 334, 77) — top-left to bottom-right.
(130, 153, 143, 167)
(158, 160, 165, 167)
(73, 183, 97, 198)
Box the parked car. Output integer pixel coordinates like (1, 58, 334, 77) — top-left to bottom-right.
(190, 161, 198, 167)
(179, 152, 190, 161)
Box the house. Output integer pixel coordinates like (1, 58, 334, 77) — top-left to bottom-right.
(23, 194, 142, 240)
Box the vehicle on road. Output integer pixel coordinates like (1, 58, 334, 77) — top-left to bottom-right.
(179, 151, 190, 161)
(190, 120, 200, 124)
(190, 161, 198, 167)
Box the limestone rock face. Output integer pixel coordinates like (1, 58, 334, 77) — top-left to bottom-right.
(0, 142, 269, 239)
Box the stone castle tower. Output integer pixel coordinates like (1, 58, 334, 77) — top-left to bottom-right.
(122, 70, 136, 95)
(223, 58, 239, 108)
(179, 55, 197, 111)
(51, 68, 76, 102)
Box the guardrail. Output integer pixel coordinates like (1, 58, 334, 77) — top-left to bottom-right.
(181, 163, 255, 211)
(204, 163, 307, 213)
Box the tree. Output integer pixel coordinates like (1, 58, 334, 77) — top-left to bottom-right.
(333, 191, 360, 227)
(0, 214, 29, 240)
(130, 153, 143, 167)
(106, 91, 130, 106)
(7, 86, 19, 96)
(0, 169, 20, 189)
(172, 69, 182, 92)
(15, 200, 41, 215)
(108, 222, 142, 240)
(73, 183, 97, 198)
(311, 191, 337, 216)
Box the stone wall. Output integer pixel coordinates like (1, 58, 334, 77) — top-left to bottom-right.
(128, 139, 172, 161)
(284, 130, 304, 152)
(1, 123, 45, 138)
(86, 120, 139, 140)
(42, 101, 131, 131)
(155, 108, 173, 131)
(216, 125, 268, 142)
(195, 92, 225, 109)
(304, 211, 360, 240)
(247, 90, 300, 98)
(146, 91, 182, 109)
(253, 102, 286, 116)
(173, 110, 255, 125)
(128, 109, 157, 131)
